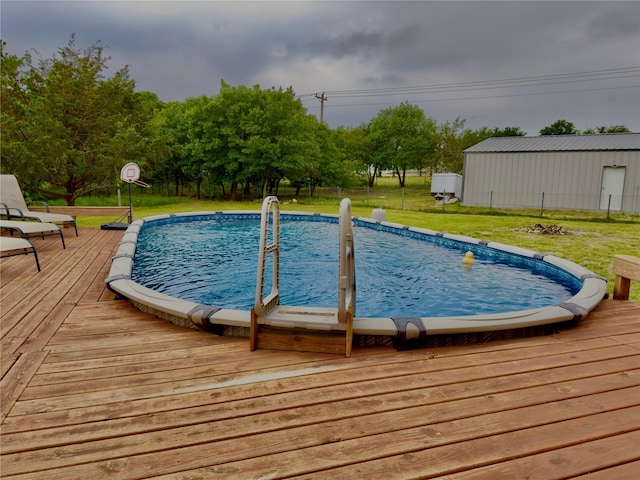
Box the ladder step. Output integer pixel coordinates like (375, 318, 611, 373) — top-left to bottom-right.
(265, 243, 277, 254)
(265, 306, 340, 330)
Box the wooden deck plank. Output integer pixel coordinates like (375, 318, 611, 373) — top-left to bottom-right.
(23, 333, 621, 388)
(3, 366, 638, 456)
(579, 300, 640, 320)
(0, 354, 19, 380)
(572, 460, 640, 480)
(0, 234, 69, 291)
(438, 431, 640, 480)
(5, 328, 637, 410)
(15, 302, 75, 354)
(609, 332, 640, 344)
(0, 231, 111, 352)
(0, 351, 48, 423)
(7, 399, 637, 479)
(271, 407, 640, 480)
(12, 343, 638, 415)
(3, 352, 637, 438)
(42, 334, 229, 363)
(0, 239, 68, 328)
(59, 229, 121, 305)
(35, 338, 246, 375)
(1, 227, 639, 479)
(17, 336, 638, 405)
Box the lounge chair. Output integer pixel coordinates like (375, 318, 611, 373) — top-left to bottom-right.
(0, 174, 78, 235)
(0, 237, 41, 271)
(0, 220, 66, 249)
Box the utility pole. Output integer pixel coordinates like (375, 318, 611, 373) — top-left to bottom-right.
(315, 92, 327, 123)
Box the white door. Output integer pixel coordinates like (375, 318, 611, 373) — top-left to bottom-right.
(600, 166, 626, 210)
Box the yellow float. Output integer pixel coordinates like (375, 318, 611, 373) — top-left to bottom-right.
(461, 251, 476, 265)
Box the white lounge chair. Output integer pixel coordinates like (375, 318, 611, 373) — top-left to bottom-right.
(0, 220, 65, 249)
(0, 174, 78, 235)
(0, 236, 41, 271)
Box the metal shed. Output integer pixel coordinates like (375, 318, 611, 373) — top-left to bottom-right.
(462, 133, 640, 214)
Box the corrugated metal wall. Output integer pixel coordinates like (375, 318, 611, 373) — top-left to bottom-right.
(462, 151, 640, 213)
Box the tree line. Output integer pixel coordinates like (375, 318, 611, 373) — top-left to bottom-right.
(1, 37, 631, 204)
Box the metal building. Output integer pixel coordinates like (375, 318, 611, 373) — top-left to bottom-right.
(462, 133, 640, 214)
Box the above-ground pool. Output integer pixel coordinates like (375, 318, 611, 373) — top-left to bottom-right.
(106, 207, 607, 341)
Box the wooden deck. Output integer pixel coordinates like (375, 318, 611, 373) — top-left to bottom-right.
(1, 227, 639, 479)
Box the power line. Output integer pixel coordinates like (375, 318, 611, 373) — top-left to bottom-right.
(301, 84, 640, 110)
(297, 66, 640, 100)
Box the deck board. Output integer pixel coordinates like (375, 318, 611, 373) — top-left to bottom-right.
(1, 227, 639, 479)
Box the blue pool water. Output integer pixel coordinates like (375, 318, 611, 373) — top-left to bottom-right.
(131, 214, 582, 318)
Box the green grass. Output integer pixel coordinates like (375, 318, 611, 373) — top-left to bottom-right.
(70, 180, 639, 303)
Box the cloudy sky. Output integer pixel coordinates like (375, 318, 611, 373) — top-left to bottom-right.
(2, 1, 639, 135)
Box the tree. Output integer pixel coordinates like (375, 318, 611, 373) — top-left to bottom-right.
(491, 126, 527, 137)
(1, 35, 159, 205)
(202, 81, 321, 200)
(334, 125, 372, 186)
(368, 102, 436, 187)
(151, 97, 215, 198)
(314, 122, 357, 191)
(582, 125, 631, 134)
(430, 118, 464, 174)
(539, 119, 578, 135)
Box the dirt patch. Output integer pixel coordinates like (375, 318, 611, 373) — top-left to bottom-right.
(518, 224, 571, 235)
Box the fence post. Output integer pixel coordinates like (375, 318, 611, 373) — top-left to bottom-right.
(607, 194, 612, 221)
(401, 186, 405, 210)
(489, 190, 493, 214)
(540, 192, 545, 217)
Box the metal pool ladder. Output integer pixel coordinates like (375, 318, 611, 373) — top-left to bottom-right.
(250, 196, 355, 356)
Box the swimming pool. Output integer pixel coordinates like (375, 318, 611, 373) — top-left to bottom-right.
(106, 205, 607, 341)
(130, 215, 581, 317)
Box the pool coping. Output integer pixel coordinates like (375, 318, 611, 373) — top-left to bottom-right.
(106, 210, 608, 339)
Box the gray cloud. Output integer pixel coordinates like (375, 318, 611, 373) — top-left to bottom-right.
(1, 0, 638, 134)
(587, 3, 640, 40)
(306, 30, 385, 59)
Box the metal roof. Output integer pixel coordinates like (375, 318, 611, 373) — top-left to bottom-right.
(464, 133, 640, 153)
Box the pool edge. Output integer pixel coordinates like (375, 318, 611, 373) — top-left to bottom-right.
(105, 211, 608, 339)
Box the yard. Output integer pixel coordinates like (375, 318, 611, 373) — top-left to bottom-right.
(67, 175, 640, 303)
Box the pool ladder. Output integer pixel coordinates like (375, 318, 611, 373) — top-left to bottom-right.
(250, 196, 355, 356)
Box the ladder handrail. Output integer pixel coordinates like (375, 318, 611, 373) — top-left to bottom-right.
(254, 196, 280, 317)
(338, 198, 356, 324)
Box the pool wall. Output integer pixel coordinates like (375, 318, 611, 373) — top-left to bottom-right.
(106, 210, 607, 341)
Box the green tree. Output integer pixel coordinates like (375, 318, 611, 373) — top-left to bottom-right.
(315, 122, 356, 191)
(333, 125, 372, 186)
(429, 118, 477, 174)
(1, 35, 159, 205)
(151, 97, 216, 198)
(151, 101, 188, 195)
(539, 119, 578, 135)
(582, 125, 631, 134)
(491, 125, 527, 137)
(181, 96, 218, 198)
(205, 81, 320, 200)
(206, 83, 254, 199)
(368, 102, 436, 187)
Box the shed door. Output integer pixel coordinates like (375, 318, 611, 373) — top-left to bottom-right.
(600, 166, 626, 211)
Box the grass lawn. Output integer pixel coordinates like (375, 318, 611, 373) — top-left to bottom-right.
(72, 180, 640, 303)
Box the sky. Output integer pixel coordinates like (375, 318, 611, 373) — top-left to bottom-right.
(2, 0, 639, 135)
